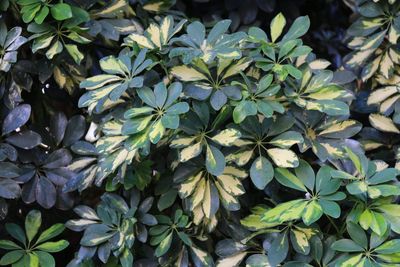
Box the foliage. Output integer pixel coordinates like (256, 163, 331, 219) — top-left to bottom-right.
(1, 0, 400, 266)
(0, 210, 68, 266)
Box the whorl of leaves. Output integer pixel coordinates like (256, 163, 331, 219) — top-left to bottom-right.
(1, 0, 400, 267)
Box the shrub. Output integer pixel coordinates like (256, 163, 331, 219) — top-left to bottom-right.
(1, 0, 400, 266)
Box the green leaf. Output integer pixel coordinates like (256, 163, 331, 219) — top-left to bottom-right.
(233, 101, 257, 124)
(369, 212, 388, 237)
(268, 131, 303, 149)
(0, 250, 24, 265)
(5, 223, 26, 246)
(122, 116, 153, 135)
(346, 181, 368, 195)
(34, 6, 49, 24)
(35, 251, 55, 267)
(359, 209, 373, 230)
(50, 3, 72, 21)
(270, 13, 286, 42)
(347, 222, 368, 249)
(45, 40, 63, 59)
(32, 35, 54, 53)
(262, 199, 307, 223)
(17, 253, 39, 267)
(155, 232, 173, 257)
(331, 239, 365, 252)
(65, 44, 84, 64)
(170, 65, 208, 81)
(149, 119, 165, 144)
(344, 147, 368, 177)
(319, 199, 341, 218)
(274, 168, 307, 192)
(368, 168, 398, 185)
(35, 240, 69, 252)
(177, 231, 192, 246)
(250, 156, 274, 190)
(374, 240, 400, 254)
(302, 201, 323, 225)
(281, 16, 310, 42)
(80, 225, 114, 246)
(35, 224, 65, 244)
(206, 145, 225, 176)
(0, 240, 22, 250)
(268, 232, 289, 266)
(306, 100, 349, 116)
(25, 210, 42, 243)
(290, 228, 310, 255)
(120, 249, 133, 267)
(294, 160, 315, 190)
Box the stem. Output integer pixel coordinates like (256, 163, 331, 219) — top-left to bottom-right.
(326, 215, 340, 234)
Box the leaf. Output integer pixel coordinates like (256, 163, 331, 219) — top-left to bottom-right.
(295, 160, 315, 191)
(331, 239, 364, 252)
(216, 252, 247, 267)
(274, 168, 307, 192)
(267, 148, 299, 168)
(151, 82, 166, 108)
(36, 224, 65, 244)
(268, 131, 303, 148)
(302, 201, 323, 225)
(36, 177, 56, 209)
(250, 156, 274, 189)
(170, 65, 208, 81)
(0, 250, 24, 265)
(50, 3, 72, 21)
(319, 120, 362, 139)
(35, 240, 69, 252)
(344, 147, 368, 177)
(210, 90, 227, 111)
(319, 199, 341, 218)
(149, 119, 165, 144)
(268, 232, 289, 266)
(211, 128, 241, 146)
(178, 142, 202, 162)
(282, 16, 310, 42)
(190, 246, 214, 267)
(45, 40, 63, 59)
(35, 6, 49, 24)
(2, 104, 31, 135)
(155, 232, 173, 257)
(262, 199, 307, 223)
(206, 145, 225, 176)
(374, 240, 400, 254)
(246, 254, 269, 266)
(347, 222, 368, 249)
(0, 240, 22, 250)
(25, 210, 41, 243)
(202, 181, 219, 218)
(80, 225, 114, 246)
(290, 229, 310, 255)
(0, 179, 21, 199)
(65, 44, 84, 64)
(157, 190, 177, 211)
(233, 101, 257, 123)
(5, 223, 26, 245)
(35, 251, 55, 267)
(122, 116, 153, 135)
(178, 232, 192, 246)
(369, 113, 400, 133)
(270, 13, 286, 42)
